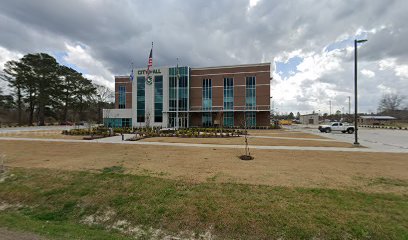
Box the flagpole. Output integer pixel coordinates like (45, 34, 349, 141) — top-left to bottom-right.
(176, 58, 179, 129)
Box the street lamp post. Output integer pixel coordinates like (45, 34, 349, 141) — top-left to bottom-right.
(354, 39, 367, 145)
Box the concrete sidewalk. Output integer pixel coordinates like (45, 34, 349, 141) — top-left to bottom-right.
(247, 135, 338, 142)
(91, 134, 135, 143)
(1, 137, 408, 153)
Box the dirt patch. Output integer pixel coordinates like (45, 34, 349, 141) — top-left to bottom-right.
(1, 140, 407, 194)
(247, 129, 329, 139)
(0, 227, 45, 240)
(139, 136, 354, 148)
(0, 130, 84, 140)
(81, 208, 214, 239)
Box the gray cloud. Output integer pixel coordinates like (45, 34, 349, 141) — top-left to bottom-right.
(1, 0, 407, 113)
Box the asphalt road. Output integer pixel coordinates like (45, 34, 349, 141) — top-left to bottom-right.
(290, 125, 408, 152)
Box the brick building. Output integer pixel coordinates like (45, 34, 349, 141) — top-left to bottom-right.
(103, 63, 271, 128)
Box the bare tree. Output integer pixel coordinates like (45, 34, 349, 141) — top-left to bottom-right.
(377, 93, 406, 113)
(92, 84, 114, 123)
(145, 112, 151, 129)
(239, 113, 253, 160)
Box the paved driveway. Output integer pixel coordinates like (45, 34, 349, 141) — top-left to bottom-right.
(289, 125, 408, 152)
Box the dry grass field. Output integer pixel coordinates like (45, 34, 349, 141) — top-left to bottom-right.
(140, 136, 355, 147)
(1, 129, 407, 239)
(0, 140, 406, 194)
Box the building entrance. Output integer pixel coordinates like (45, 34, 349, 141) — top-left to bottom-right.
(168, 112, 188, 128)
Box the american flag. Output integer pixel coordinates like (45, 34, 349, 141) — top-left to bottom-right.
(146, 43, 153, 83)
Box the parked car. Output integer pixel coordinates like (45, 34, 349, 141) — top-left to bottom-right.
(318, 122, 355, 134)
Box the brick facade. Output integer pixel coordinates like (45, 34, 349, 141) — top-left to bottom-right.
(190, 64, 271, 127)
(114, 76, 132, 109)
(111, 63, 271, 127)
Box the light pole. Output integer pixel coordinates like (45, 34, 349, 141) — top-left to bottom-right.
(354, 39, 367, 145)
(270, 96, 273, 117)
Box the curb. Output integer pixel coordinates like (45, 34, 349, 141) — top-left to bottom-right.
(359, 125, 408, 130)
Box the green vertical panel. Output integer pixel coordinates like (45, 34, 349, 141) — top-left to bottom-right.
(137, 76, 145, 122)
(154, 75, 163, 122)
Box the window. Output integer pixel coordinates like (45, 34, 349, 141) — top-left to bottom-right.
(245, 76, 256, 110)
(202, 79, 212, 110)
(118, 85, 126, 109)
(121, 118, 131, 127)
(137, 76, 145, 122)
(169, 66, 188, 112)
(245, 111, 256, 127)
(223, 78, 233, 110)
(223, 112, 234, 127)
(104, 118, 131, 128)
(168, 66, 189, 128)
(202, 112, 212, 127)
(154, 75, 163, 122)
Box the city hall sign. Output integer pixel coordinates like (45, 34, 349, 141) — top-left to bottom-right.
(137, 69, 162, 75)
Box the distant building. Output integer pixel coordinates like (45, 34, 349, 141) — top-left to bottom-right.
(358, 116, 396, 125)
(299, 113, 319, 125)
(103, 63, 271, 128)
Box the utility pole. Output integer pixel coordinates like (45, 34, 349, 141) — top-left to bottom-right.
(176, 58, 179, 129)
(354, 39, 368, 145)
(329, 100, 332, 116)
(348, 96, 351, 115)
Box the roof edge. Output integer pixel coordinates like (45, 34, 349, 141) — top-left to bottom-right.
(191, 62, 271, 70)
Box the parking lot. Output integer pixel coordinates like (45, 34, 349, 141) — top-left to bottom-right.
(289, 125, 408, 152)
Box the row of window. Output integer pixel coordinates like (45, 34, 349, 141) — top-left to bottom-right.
(201, 76, 256, 110)
(168, 67, 189, 128)
(201, 112, 256, 127)
(136, 76, 145, 122)
(104, 118, 132, 128)
(119, 74, 256, 126)
(201, 76, 256, 126)
(118, 85, 126, 109)
(224, 77, 233, 110)
(136, 75, 164, 123)
(202, 78, 212, 110)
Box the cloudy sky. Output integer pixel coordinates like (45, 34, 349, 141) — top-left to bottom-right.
(1, 0, 407, 114)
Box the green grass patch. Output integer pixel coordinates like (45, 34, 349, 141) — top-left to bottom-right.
(0, 168, 407, 239)
(101, 165, 125, 174)
(0, 212, 132, 240)
(369, 177, 408, 187)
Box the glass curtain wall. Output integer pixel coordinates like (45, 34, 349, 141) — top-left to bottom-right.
(104, 118, 131, 128)
(202, 78, 212, 127)
(223, 77, 234, 127)
(245, 76, 256, 127)
(169, 66, 189, 127)
(136, 76, 145, 122)
(118, 85, 126, 109)
(154, 75, 163, 122)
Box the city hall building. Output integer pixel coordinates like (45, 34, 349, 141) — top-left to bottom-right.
(103, 63, 271, 128)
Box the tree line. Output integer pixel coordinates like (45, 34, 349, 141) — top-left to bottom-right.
(273, 93, 407, 121)
(0, 53, 113, 126)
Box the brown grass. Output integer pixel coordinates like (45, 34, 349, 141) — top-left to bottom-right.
(247, 129, 328, 139)
(1, 140, 407, 194)
(140, 136, 354, 147)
